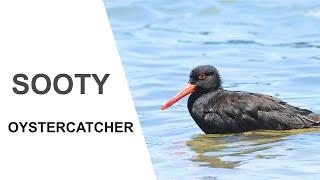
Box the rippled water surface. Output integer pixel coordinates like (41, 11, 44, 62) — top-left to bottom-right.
(105, 1, 320, 179)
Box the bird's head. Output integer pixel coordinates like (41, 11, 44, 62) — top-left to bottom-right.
(161, 65, 222, 110)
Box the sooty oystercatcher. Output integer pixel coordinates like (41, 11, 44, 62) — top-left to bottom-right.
(161, 65, 320, 134)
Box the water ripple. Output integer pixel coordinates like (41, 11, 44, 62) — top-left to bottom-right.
(106, 0, 320, 179)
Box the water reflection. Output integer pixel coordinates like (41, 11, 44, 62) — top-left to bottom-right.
(187, 128, 320, 169)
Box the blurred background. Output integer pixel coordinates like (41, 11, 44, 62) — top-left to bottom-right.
(105, 0, 320, 179)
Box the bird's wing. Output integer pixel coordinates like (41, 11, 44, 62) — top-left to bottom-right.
(206, 91, 314, 132)
(251, 93, 312, 115)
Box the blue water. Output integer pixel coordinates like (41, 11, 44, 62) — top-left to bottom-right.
(105, 1, 320, 179)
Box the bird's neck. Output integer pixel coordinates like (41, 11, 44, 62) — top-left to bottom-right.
(199, 85, 224, 94)
(188, 87, 223, 109)
(214, 85, 224, 92)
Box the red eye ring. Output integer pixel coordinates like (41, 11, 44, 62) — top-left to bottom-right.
(198, 73, 206, 80)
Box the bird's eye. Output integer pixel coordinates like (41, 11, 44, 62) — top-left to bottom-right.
(198, 73, 206, 80)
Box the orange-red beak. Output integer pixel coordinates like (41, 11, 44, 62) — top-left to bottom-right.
(161, 83, 196, 110)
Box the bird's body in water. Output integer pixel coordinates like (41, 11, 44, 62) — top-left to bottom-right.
(161, 65, 320, 134)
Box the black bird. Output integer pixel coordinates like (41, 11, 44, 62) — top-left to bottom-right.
(161, 65, 320, 134)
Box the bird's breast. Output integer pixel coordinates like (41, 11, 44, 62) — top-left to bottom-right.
(188, 93, 212, 118)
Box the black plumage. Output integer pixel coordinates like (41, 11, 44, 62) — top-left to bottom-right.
(162, 65, 320, 134)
